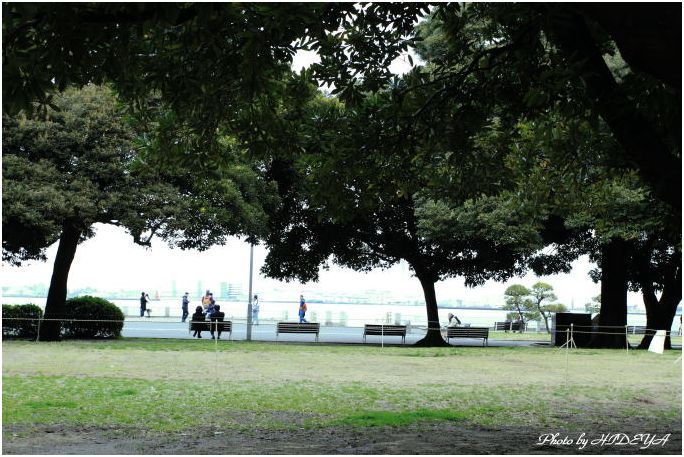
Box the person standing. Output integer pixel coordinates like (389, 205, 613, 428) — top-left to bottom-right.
(181, 292, 190, 323)
(252, 294, 260, 326)
(201, 290, 212, 311)
(206, 299, 216, 319)
(140, 292, 150, 318)
(298, 295, 308, 323)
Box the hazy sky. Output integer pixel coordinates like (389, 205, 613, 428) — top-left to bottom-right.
(2, 222, 645, 310)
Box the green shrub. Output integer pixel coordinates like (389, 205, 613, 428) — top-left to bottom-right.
(2, 304, 44, 339)
(62, 296, 124, 339)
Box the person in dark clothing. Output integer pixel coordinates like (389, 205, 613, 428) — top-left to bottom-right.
(140, 292, 150, 317)
(181, 292, 190, 323)
(210, 305, 226, 340)
(190, 306, 205, 338)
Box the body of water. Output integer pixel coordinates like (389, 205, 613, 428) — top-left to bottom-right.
(3, 296, 680, 332)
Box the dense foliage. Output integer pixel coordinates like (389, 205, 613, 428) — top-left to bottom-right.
(61, 296, 124, 339)
(2, 304, 43, 339)
(2, 4, 680, 347)
(3, 85, 276, 340)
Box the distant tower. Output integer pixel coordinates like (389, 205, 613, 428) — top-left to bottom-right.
(220, 282, 229, 299)
(171, 280, 177, 297)
(196, 281, 203, 298)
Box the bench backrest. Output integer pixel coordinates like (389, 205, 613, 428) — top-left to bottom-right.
(277, 322, 320, 333)
(364, 324, 406, 336)
(447, 327, 489, 338)
(627, 325, 646, 334)
(189, 321, 232, 331)
(495, 321, 523, 331)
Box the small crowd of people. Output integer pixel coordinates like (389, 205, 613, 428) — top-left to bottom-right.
(141, 290, 313, 333)
(182, 290, 262, 339)
(186, 290, 221, 339)
(148, 290, 467, 333)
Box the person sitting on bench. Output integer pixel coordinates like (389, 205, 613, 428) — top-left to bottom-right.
(448, 312, 462, 327)
(210, 305, 226, 340)
(191, 306, 205, 338)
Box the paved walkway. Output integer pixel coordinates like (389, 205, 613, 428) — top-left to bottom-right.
(121, 319, 549, 347)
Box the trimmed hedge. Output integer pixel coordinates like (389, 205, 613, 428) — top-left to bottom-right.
(62, 296, 124, 339)
(2, 304, 44, 339)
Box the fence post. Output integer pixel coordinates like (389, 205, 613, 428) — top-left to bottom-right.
(625, 325, 629, 354)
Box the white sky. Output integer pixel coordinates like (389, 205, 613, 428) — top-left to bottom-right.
(2, 222, 645, 310)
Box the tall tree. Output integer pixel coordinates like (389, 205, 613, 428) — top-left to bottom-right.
(2, 85, 272, 340)
(253, 81, 532, 346)
(630, 237, 681, 350)
(503, 285, 534, 330)
(530, 282, 558, 334)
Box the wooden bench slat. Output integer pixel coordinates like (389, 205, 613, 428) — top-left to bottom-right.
(446, 327, 489, 346)
(276, 322, 320, 342)
(188, 320, 233, 339)
(495, 321, 524, 332)
(363, 324, 406, 343)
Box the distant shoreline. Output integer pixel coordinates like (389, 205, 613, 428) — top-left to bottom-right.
(2, 294, 654, 315)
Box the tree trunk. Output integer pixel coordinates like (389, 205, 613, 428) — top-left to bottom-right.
(40, 224, 81, 341)
(638, 267, 682, 350)
(540, 309, 551, 334)
(414, 271, 449, 347)
(590, 238, 629, 348)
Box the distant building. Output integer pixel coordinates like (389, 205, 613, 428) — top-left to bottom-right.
(220, 282, 243, 300)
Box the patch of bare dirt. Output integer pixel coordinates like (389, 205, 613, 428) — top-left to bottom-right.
(3, 422, 681, 455)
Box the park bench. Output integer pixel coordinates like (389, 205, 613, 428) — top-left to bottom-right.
(363, 324, 407, 344)
(276, 322, 320, 342)
(446, 327, 489, 346)
(189, 320, 232, 340)
(495, 321, 524, 332)
(626, 325, 647, 335)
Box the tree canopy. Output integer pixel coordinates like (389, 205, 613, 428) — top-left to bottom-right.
(2, 85, 276, 339)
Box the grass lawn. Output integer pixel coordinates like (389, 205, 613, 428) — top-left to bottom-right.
(2, 339, 681, 453)
(489, 331, 683, 345)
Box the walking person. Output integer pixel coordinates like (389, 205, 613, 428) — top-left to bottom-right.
(140, 292, 150, 318)
(190, 306, 205, 338)
(252, 294, 260, 326)
(298, 295, 308, 323)
(181, 292, 190, 323)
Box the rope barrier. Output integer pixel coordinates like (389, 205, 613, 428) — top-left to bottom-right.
(3, 317, 679, 333)
(4, 317, 681, 342)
